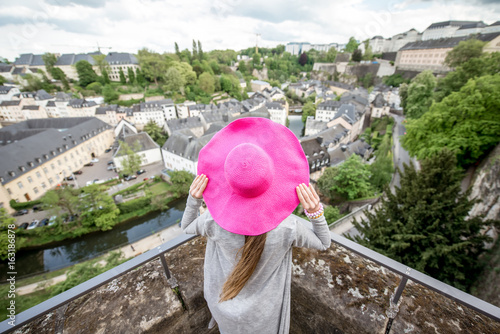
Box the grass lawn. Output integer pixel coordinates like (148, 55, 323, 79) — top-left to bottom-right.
(149, 182, 171, 196)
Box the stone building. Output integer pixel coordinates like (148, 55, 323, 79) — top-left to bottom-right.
(0, 118, 114, 212)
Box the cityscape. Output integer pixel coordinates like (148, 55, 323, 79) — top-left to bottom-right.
(0, 1, 499, 332)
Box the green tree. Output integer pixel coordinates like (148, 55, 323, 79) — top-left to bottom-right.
(119, 140, 143, 175)
(368, 155, 393, 192)
(144, 120, 167, 146)
(119, 68, 126, 85)
(135, 68, 146, 87)
(351, 149, 495, 291)
(445, 39, 486, 68)
(42, 187, 80, 218)
(345, 37, 359, 53)
(253, 52, 261, 66)
(42, 53, 57, 73)
(0, 75, 6, 85)
(0, 208, 17, 260)
(404, 70, 436, 119)
(192, 40, 198, 62)
(435, 52, 500, 102)
(103, 85, 119, 103)
(79, 184, 120, 231)
(352, 49, 362, 62)
(403, 75, 500, 167)
(199, 72, 215, 94)
(163, 66, 184, 92)
(86, 82, 102, 95)
(362, 42, 373, 61)
(75, 60, 98, 87)
(326, 47, 338, 62)
(91, 54, 108, 76)
(324, 205, 342, 224)
(301, 101, 316, 123)
(198, 40, 204, 61)
(238, 60, 248, 75)
(50, 67, 70, 90)
(172, 61, 196, 85)
(169, 170, 194, 197)
(101, 68, 111, 84)
(399, 83, 408, 110)
(127, 67, 135, 84)
(137, 48, 167, 85)
(174, 42, 181, 59)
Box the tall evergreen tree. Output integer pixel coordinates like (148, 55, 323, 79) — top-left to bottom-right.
(175, 42, 181, 58)
(192, 40, 198, 63)
(127, 67, 135, 84)
(197, 40, 204, 61)
(119, 68, 126, 85)
(351, 149, 495, 290)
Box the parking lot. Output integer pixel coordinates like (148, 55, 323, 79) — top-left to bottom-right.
(12, 149, 166, 227)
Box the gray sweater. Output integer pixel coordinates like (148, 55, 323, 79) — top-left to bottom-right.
(181, 194, 332, 334)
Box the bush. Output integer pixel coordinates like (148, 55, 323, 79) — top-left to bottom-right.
(117, 197, 151, 214)
(10, 199, 42, 210)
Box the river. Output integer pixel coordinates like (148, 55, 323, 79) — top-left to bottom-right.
(1, 199, 186, 280)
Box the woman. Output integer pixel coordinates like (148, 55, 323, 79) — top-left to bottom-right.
(181, 118, 331, 334)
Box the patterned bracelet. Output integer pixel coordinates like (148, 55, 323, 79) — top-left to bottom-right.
(304, 203, 324, 219)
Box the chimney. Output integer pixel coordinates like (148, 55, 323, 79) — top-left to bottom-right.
(316, 136, 323, 145)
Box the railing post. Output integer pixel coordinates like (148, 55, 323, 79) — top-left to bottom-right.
(159, 252, 178, 289)
(385, 270, 410, 334)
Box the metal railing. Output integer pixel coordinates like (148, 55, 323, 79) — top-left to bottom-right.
(1, 216, 499, 333)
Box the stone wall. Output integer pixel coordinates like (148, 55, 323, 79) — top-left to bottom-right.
(19, 236, 500, 333)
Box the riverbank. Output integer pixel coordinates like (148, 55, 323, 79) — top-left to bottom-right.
(17, 222, 184, 295)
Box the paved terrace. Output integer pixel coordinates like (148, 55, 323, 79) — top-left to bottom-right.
(1, 216, 499, 334)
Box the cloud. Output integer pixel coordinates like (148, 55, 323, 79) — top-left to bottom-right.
(44, 0, 107, 8)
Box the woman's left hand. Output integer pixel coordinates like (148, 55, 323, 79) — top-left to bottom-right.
(190, 174, 208, 199)
(296, 183, 321, 213)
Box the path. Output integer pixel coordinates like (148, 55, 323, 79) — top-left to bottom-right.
(17, 223, 184, 295)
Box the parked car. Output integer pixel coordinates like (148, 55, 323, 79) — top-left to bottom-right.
(124, 175, 137, 181)
(27, 220, 39, 230)
(137, 169, 146, 175)
(105, 148, 112, 153)
(40, 218, 49, 226)
(19, 222, 29, 230)
(48, 216, 57, 226)
(13, 209, 28, 216)
(32, 205, 44, 212)
(107, 166, 116, 171)
(91, 158, 99, 163)
(74, 170, 83, 175)
(107, 161, 114, 165)
(84, 162, 94, 167)
(65, 175, 74, 181)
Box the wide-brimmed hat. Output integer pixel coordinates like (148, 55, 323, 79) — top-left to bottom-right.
(197, 117, 309, 236)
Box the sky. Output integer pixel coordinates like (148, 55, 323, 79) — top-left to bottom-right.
(0, 0, 499, 61)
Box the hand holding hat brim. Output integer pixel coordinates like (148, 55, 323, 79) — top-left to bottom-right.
(190, 174, 208, 199)
(296, 183, 321, 214)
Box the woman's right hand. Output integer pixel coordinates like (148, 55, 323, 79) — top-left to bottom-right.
(296, 183, 321, 213)
(190, 174, 208, 199)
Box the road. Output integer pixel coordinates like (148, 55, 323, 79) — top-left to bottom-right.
(389, 114, 419, 192)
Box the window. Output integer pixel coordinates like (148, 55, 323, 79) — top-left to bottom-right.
(6, 188, 12, 195)
(56, 174, 60, 181)
(48, 178, 54, 184)
(41, 182, 47, 189)
(17, 182, 23, 189)
(70, 153, 74, 159)
(27, 176, 33, 183)
(51, 163, 55, 170)
(64, 156, 68, 162)
(36, 171, 41, 178)
(33, 187, 39, 194)
(43, 167, 48, 174)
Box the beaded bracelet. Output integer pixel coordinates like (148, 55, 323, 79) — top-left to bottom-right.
(304, 203, 324, 220)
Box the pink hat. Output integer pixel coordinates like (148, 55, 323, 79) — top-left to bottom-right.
(197, 117, 309, 236)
